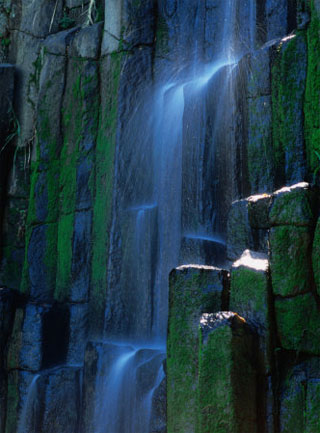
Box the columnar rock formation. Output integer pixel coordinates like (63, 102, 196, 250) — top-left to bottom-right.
(0, 1, 319, 433)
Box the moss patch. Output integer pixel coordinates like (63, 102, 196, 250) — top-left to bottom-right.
(269, 226, 312, 296)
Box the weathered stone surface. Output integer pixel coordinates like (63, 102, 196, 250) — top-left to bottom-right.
(265, 0, 288, 40)
(269, 225, 312, 296)
(227, 195, 270, 261)
(0, 64, 15, 142)
(101, 0, 122, 54)
(7, 305, 42, 371)
(12, 0, 63, 38)
(8, 31, 42, 147)
(275, 293, 320, 355)
(247, 44, 274, 98)
(26, 224, 57, 301)
(280, 368, 306, 433)
(40, 366, 81, 433)
(272, 34, 308, 186)
(198, 312, 257, 433)
(230, 250, 272, 370)
(150, 375, 166, 433)
(227, 199, 253, 260)
(70, 22, 103, 59)
(248, 193, 272, 229)
(306, 379, 320, 432)
(167, 265, 227, 433)
(247, 95, 273, 193)
(67, 303, 88, 365)
(5, 370, 39, 433)
(70, 210, 92, 302)
(269, 183, 317, 227)
(312, 217, 320, 297)
(279, 360, 320, 433)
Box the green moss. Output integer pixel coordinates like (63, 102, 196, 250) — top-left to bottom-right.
(271, 32, 307, 184)
(269, 187, 315, 226)
(167, 268, 223, 433)
(269, 226, 312, 296)
(89, 54, 122, 334)
(55, 58, 99, 301)
(312, 217, 320, 296)
(247, 96, 274, 191)
(275, 293, 320, 355)
(305, 1, 320, 176)
(230, 266, 268, 320)
(198, 326, 234, 433)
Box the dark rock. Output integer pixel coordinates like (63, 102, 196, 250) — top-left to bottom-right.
(40, 366, 81, 433)
(5, 370, 40, 433)
(227, 199, 253, 260)
(7, 305, 42, 371)
(70, 210, 92, 302)
(247, 95, 273, 193)
(150, 376, 166, 433)
(0, 64, 15, 143)
(27, 224, 57, 301)
(67, 303, 89, 365)
(248, 193, 272, 229)
(265, 0, 288, 40)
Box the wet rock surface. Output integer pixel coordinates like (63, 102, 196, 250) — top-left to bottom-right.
(1, 1, 320, 432)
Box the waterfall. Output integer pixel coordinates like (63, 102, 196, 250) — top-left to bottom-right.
(95, 1, 257, 432)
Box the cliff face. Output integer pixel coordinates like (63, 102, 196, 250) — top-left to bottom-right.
(0, 0, 320, 432)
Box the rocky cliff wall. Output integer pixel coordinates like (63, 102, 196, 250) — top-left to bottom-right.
(0, 0, 319, 432)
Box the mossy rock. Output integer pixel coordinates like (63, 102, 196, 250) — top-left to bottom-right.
(167, 265, 228, 433)
(227, 199, 253, 261)
(306, 379, 320, 432)
(198, 312, 257, 433)
(230, 250, 272, 371)
(269, 183, 317, 226)
(272, 33, 307, 186)
(312, 217, 320, 296)
(269, 225, 312, 296)
(275, 293, 320, 355)
(279, 368, 306, 433)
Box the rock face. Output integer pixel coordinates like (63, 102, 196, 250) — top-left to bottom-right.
(167, 265, 229, 433)
(198, 312, 258, 433)
(0, 1, 320, 433)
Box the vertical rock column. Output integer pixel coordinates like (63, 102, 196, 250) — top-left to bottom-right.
(167, 265, 229, 433)
(198, 312, 258, 433)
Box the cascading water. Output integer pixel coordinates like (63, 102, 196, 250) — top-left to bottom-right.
(94, 1, 257, 432)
